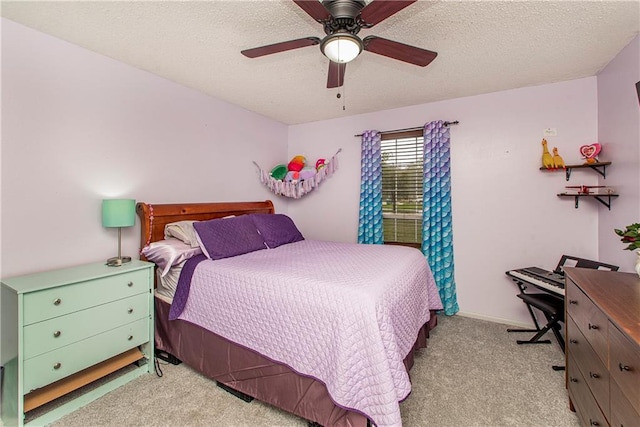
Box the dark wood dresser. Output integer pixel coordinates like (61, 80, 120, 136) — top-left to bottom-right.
(565, 268, 639, 427)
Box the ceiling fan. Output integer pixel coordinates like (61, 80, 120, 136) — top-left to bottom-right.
(241, 0, 438, 89)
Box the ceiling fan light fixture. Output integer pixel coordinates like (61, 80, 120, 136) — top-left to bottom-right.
(321, 33, 362, 64)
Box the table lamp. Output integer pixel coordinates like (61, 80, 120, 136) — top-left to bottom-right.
(102, 198, 136, 266)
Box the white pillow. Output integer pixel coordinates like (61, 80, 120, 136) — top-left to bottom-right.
(155, 259, 186, 299)
(164, 220, 200, 248)
(141, 238, 201, 277)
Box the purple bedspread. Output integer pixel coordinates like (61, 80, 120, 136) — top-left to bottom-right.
(168, 253, 206, 321)
(171, 239, 442, 427)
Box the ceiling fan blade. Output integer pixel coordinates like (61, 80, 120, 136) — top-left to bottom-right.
(327, 61, 346, 88)
(363, 36, 437, 67)
(293, 0, 331, 22)
(359, 0, 416, 27)
(241, 37, 321, 58)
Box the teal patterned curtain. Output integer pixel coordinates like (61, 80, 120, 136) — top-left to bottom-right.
(358, 130, 383, 244)
(423, 121, 459, 315)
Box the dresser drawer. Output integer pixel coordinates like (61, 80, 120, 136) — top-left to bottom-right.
(611, 378, 640, 427)
(23, 269, 150, 325)
(609, 321, 640, 416)
(23, 293, 150, 360)
(566, 316, 609, 420)
(567, 355, 608, 427)
(23, 317, 149, 393)
(566, 279, 608, 365)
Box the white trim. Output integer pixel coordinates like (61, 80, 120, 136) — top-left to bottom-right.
(455, 311, 533, 329)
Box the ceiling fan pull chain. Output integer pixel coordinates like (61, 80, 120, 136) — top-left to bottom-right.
(340, 51, 346, 111)
(335, 79, 345, 110)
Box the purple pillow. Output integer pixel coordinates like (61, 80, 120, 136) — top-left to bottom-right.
(251, 214, 304, 249)
(193, 215, 267, 260)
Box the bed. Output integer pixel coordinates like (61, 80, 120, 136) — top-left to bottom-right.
(136, 200, 442, 427)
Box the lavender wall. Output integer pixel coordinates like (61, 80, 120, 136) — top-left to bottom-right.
(1, 18, 636, 332)
(0, 18, 288, 279)
(288, 78, 601, 326)
(597, 35, 640, 272)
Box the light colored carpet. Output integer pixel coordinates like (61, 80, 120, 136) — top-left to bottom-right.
(36, 315, 580, 426)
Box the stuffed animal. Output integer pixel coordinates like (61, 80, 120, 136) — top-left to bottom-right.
(284, 171, 300, 182)
(299, 167, 317, 180)
(270, 164, 288, 181)
(288, 155, 306, 172)
(270, 156, 321, 182)
(285, 168, 316, 182)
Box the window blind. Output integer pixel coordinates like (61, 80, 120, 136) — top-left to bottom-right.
(381, 131, 424, 245)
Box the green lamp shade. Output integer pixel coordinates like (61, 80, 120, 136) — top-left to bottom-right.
(102, 199, 136, 228)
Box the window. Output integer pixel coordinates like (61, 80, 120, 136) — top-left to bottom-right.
(381, 130, 424, 248)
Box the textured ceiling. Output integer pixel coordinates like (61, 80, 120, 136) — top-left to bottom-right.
(2, 1, 639, 125)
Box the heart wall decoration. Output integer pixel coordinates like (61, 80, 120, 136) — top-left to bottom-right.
(580, 143, 601, 164)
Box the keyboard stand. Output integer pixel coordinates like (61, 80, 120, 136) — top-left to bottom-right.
(506, 275, 552, 344)
(507, 257, 620, 372)
(513, 311, 560, 346)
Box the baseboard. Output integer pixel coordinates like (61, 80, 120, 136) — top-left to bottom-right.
(455, 311, 533, 329)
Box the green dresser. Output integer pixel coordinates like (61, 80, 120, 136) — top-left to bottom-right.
(1, 260, 154, 427)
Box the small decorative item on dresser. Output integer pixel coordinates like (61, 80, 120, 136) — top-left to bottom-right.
(614, 223, 640, 277)
(102, 199, 136, 266)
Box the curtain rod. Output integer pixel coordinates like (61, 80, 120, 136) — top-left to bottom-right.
(353, 121, 459, 137)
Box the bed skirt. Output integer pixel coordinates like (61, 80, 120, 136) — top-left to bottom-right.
(154, 296, 438, 426)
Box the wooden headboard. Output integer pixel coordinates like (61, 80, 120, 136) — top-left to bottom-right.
(136, 200, 275, 253)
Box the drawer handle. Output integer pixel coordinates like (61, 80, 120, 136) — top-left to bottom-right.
(589, 371, 600, 379)
(53, 298, 62, 306)
(53, 362, 61, 370)
(588, 323, 599, 330)
(128, 308, 134, 314)
(128, 335, 133, 341)
(569, 376, 578, 383)
(53, 330, 61, 338)
(569, 339, 578, 344)
(589, 419, 599, 426)
(618, 363, 631, 372)
(568, 300, 578, 305)
(127, 281, 134, 287)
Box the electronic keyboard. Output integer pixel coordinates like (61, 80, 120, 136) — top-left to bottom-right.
(506, 267, 565, 296)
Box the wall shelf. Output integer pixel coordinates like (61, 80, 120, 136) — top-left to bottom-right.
(540, 161, 611, 181)
(557, 193, 619, 210)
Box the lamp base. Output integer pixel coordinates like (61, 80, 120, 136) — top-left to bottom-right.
(106, 256, 132, 267)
